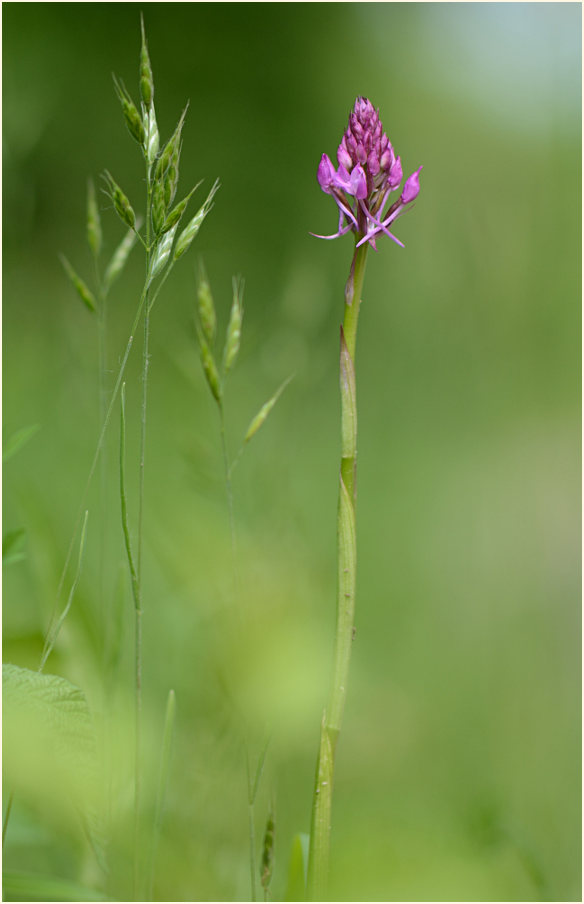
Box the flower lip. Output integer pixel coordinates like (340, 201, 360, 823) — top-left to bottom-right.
(401, 166, 423, 204)
(317, 153, 336, 193)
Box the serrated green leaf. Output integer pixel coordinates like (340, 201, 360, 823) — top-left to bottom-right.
(60, 255, 96, 312)
(3, 664, 98, 822)
(3, 423, 39, 462)
(244, 375, 293, 444)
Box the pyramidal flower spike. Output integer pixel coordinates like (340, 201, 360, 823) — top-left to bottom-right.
(308, 98, 423, 902)
(313, 96, 422, 250)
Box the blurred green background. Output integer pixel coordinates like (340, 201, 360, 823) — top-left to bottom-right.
(3, 3, 581, 901)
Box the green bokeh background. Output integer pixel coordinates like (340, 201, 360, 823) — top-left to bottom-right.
(3, 3, 581, 901)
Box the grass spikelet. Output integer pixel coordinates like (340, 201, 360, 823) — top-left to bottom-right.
(161, 185, 198, 235)
(39, 510, 89, 671)
(197, 262, 217, 345)
(60, 255, 96, 313)
(149, 224, 177, 280)
(244, 375, 293, 444)
(112, 75, 145, 148)
(144, 105, 159, 165)
(86, 179, 102, 258)
(103, 224, 139, 293)
(198, 329, 222, 403)
(260, 806, 275, 901)
(223, 276, 244, 375)
(155, 106, 188, 182)
(174, 179, 220, 260)
(151, 179, 166, 235)
(102, 171, 136, 230)
(139, 13, 154, 108)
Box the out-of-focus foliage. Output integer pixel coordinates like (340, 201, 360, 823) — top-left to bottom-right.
(3, 4, 581, 901)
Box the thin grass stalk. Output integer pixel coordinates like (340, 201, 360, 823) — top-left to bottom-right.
(133, 163, 154, 901)
(93, 255, 109, 667)
(307, 241, 368, 901)
(48, 280, 151, 644)
(247, 740, 269, 902)
(219, 402, 238, 578)
(40, 510, 90, 672)
(2, 794, 14, 849)
(147, 689, 176, 899)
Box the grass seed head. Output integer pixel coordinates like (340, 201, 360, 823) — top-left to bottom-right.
(152, 179, 166, 235)
(103, 171, 136, 230)
(198, 330, 222, 404)
(163, 156, 180, 209)
(223, 277, 244, 375)
(155, 106, 188, 182)
(161, 186, 197, 235)
(197, 264, 216, 345)
(86, 178, 102, 257)
(261, 808, 275, 894)
(150, 224, 177, 280)
(103, 226, 139, 293)
(113, 76, 145, 147)
(174, 179, 220, 260)
(60, 255, 97, 313)
(139, 14, 154, 108)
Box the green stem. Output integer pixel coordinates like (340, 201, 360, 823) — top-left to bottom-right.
(307, 241, 368, 901)
(219, 402, 238, 577)
(134, 166, 153, 901)
(95, 257, 108, 667)
(2, 793, 14, 849)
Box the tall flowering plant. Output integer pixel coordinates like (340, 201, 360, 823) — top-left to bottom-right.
(307, 97, 421, 900)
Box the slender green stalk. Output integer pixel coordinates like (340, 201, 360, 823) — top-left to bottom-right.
(219, 402, 238, 575)
(2, 793, 14, 849)
(247, 739, 270, 902)
(93, 255, 109, 667)
(147, 689, 176, 899)
(307, 241, 368, 901)
(133, 164, 153, 901)
(40, 510, 90, 672)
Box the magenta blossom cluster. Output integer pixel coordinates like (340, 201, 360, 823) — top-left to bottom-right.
(314, 97, 422, 250)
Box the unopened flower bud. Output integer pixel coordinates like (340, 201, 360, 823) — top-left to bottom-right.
(356, 142, 367, 164)
(388, 156, 402, 191)
(368, 151, 380, 176)
(337, 141, 352, 171)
